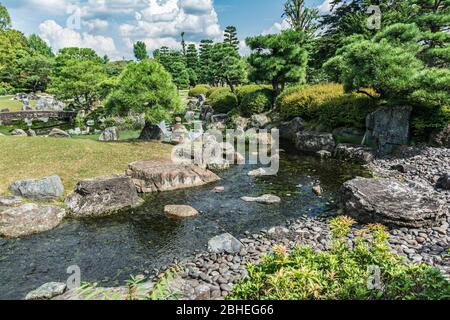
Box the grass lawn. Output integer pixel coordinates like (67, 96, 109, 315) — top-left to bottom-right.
(0, 136, 173, 196)
(0, 95, 36, 112)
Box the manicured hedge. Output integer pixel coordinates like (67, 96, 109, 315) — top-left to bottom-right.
(239, 90, 272, 116)
(188, 84, 210, 97)
(210, 91, 238, 114)
(206, 86, 230, 98)
(235, 84, 272, 103)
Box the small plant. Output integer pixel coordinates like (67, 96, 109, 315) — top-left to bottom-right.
(189, 84, 210, 97)
(228, 216, 450, 300)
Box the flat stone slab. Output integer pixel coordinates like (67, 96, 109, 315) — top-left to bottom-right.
(164, 205, 199, 218)
(341, 177, 447, 228)
(0, 203, 66, 238)
(10, 175, 64, 200)
(25, 282, 67, 300)
(65, 175, 143, 217)
(241, 194, 281, 204)
(127, 160, 220, 193)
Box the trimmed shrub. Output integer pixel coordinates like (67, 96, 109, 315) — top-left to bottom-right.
(188, 84, 210, 97)
(235, 84, 272, 103)
(239, 90, 272, 116)
(228, 216, 450, 300)
(278, 83, 345, 121)
(0, 82, 14, 95)
(210, 91, 238, 114)
(206, 86, 230, 98)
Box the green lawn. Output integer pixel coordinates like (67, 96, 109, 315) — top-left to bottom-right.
(0, 95, 36, 112)
(0, 136, 173, 195)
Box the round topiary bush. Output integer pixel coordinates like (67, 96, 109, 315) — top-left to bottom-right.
(239, 90, 272, 116)
(235, 84, 273, 103)
(210, 91, 238, 114)
(188, 84, 210, 97)
(206, 86, 230, 98)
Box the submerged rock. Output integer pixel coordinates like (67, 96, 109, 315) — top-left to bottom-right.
(208, 233, 243, 254)
(341, 177, 447, 228)
(241, 194, 281, 204)
(10, 175, 64, 200)
(25, 282, 67, 300)
(164, 205, 199, 218)
(65, 175, 142, 217)
(334, 144, 375, 164)
(127, 160, 220, 193)
(0, 203, 66, 238)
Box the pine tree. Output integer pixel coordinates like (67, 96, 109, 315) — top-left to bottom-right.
(186, 44, 199, 86)
(282, 0, 319, 35)
(133, 41, 148, 61)
(199, 39, 214, 84)
(223, 26, 240, 52)
(181, 32, 187, 56)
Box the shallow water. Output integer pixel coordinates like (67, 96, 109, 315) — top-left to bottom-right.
(0, 149, 369, 299)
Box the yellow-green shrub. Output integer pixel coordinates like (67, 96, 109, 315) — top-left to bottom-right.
(206, 86, 230, 98)
(235, 84, 272, 103)
(278, 83, 345, 120)
(188, 84, 210, 97)
(210, 91, 238, 114)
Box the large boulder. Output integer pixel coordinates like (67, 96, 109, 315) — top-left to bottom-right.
(249, 114, 270, 129)
(341, 177, 447, 228)
(127, 160, 220, 193)
(208, 233, 243, 254)
(164, 205, 199, 218)
(48, 128, 70, 138)
(65, 175, 143, 218)
(294, 131, 335, 153)
(334, 144, 375, 164)
(364, 105, 412, 155)
(436, 173, 450, 190)
(139, 122, 163, 141)
(25, 282, 67, 300)
(0, 204, 66, 238)
(99, 127, 119, 142)
(10, 175, 64, 200)
(11, 129, 27, 136)
(279, 117, 304, 142)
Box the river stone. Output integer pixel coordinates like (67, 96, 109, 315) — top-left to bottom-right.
(267, 226, 290, 239)
(11, 128, 27, 136)
(65, 175, 142, 217)
(208, 233, 243, 254)
(341, 177, 447, 228)
(334, 144, 375, 164)
(99, 127, 119, 141)
(164, 205, 199, 218)
(0, 204, 66, 238)
(48, 128, 70, 138)
(241, 194, 281, 204)
(294, 131, 335, 152)
(436, 173, 450, 190)
(127, 160, 220, 193)
(365, 105, 412, 155)
(279, 117, 304, 142)
(0, 196, 23, 206)
(10, 175, 64, 200)
(25, 282, 67, 300)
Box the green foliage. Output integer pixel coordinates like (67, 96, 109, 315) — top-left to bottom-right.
(210, 91, 238, 114)
(246, 29, 308, 97)
(105, 59, 180, 124)
(133, 41, 148, 61)
(188, 84, 210, 97)
(186, 44, 199, 86)
(27, 34, 54, 57)
(206, 86, 230, 98)
(282, 0, 318, 35)
(235, 84, 273, 104)
(229, 216, 450, 300)
(239, 90, 272, 116)
(49, 48, 107, 108)
(0, 81, 13, 95)
(14, 54, 54, 92)
(224, 26, 239, 52)
(0, 2, 11, 31)
(210, 43, 247, 92)
(156, 48, 190, 89)
(198, 39, 214, 85)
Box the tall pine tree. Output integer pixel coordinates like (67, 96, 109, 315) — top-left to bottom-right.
(224, 26, 240, 52)
(199, 39, 214, 84)
(133, 41, 148, 61)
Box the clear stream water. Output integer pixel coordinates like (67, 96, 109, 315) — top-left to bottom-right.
(0, 148, 369, 299)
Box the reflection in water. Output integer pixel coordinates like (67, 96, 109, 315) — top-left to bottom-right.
(0, 151, 369, 299)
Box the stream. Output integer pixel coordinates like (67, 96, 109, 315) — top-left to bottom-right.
(0, 148, 369, 299)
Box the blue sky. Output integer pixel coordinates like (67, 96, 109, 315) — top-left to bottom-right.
(2, 0, 329, 60)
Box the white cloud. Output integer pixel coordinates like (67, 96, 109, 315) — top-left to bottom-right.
(39, 20, 119, 58)
(82, 18, 109, 31)
(262, 19, 290, 35)
(318, 0, 333, 14)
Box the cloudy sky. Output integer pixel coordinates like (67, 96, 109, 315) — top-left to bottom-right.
(3, 0, 331, 60)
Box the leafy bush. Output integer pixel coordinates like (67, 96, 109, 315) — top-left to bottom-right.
(229, 216, 450, 300)
(206, 86, 230, 98)
(278, 83, 345, 120)
(0, 82, 14, 95)
(210, 91, 238, 114)
(188, 84, 210, 97)
(239, 90, 272, 116)
(235, 84, 272, 103)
